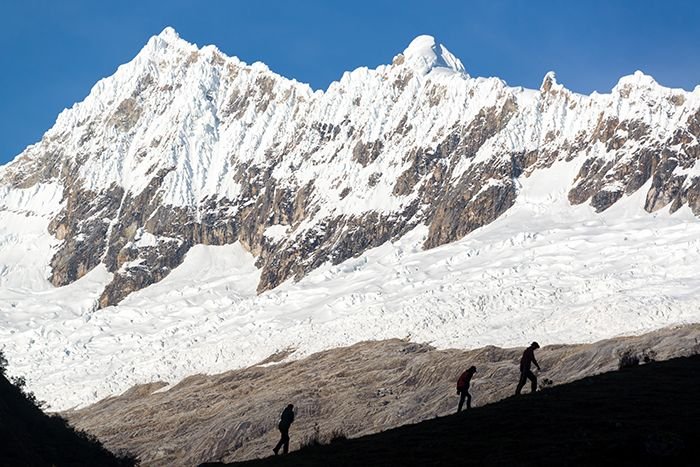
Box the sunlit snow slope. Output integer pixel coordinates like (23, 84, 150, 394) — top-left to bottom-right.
(1, 28, 700, 410)
(1, 162, 699, 410)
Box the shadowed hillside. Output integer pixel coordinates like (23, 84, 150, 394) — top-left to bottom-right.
(207, 354, 700, 467)
(66, 325, 700, 465)
(0, 352, 136, 467)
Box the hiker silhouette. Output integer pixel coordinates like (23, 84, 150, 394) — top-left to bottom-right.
(515, 341, 541, 395)
(273, 404, 295, 455)
(456, 365, 477, 412)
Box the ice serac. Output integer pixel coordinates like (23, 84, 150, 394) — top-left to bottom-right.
(1, 29, 700, 307)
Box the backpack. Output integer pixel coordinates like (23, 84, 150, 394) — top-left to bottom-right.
(457, 371, 469, 391)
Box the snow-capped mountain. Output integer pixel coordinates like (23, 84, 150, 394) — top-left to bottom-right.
(1, 28, 700, 410)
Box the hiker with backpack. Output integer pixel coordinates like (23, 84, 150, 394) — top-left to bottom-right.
(515, 341, 541, 395)
(456, 365, 477, 412)
(273, 404, 295, 455)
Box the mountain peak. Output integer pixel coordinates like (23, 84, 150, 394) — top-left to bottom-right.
(614, 70, 659, 90)
(143, 26, 190, 54)
(157, 26, 180, 41)
(540, 71, 564, 94)
(397, 35, 466, 75)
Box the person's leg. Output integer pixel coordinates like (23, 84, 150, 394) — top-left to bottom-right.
(282, 427, 290, 454)
(458, 391, 466, 412)
(527, 370, 537, 393)
(515, 372, 527, 395)
(273, 427, 284, 454)
(466, 390, 472, 409)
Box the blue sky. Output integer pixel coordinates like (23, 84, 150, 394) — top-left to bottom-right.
(1, 0, 699, 165)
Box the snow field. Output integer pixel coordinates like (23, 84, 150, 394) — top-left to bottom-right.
(1, 163, 699, 410)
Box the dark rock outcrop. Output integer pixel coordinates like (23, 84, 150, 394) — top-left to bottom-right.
(0, 354, 135, 466)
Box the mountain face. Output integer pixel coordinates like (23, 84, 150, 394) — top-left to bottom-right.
(2, 28, 699, 308)
(2, 29, 700, 413)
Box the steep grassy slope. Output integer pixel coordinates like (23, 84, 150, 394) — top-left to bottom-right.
(213, 354, 700, 466)
(67, 324, 700, 465)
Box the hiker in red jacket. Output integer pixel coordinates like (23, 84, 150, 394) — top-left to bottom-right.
(456, 365, 477, 412)
(515, 341, 541, 395)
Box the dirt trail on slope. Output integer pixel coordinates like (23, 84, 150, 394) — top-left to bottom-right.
(65, 324, 700, 466)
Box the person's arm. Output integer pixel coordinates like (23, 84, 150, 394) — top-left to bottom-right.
(533, 354, 541, 371)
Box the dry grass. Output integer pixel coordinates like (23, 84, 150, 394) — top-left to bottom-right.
(221, 354, 700, 466)
(65, 324, 700, 466)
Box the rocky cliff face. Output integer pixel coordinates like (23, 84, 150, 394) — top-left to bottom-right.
(1, 28, 699, 306)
